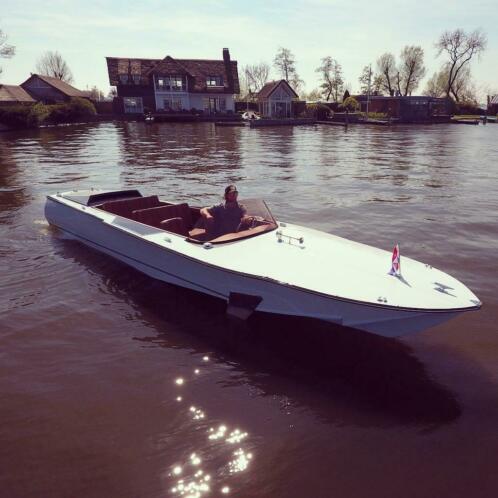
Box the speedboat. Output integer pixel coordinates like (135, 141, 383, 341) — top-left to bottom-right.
(45, 189, 481, 337)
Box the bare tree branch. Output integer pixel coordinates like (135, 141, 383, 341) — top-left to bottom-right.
(35, 51, 74, 84)
(435, 28, 487, 100)
(316, 57, 344, 102)
(398, 46, 426, 96)
(376, 53, 396, 96)
(244, 62, 270, 94)
(273, 47, 297, 82)
(0, 29, 16, 77)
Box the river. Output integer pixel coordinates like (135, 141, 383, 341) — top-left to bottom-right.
(1, 121, 497, 498)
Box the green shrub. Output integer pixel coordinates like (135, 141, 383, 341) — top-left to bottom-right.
(305, 103, 331, 119)
(0, 104, 48, 128)
(45, 98, 97, 123)
(366, 112, 388, 119)
(68, 97, 97, 118)
(46, 104, 72, 123)
(28, 103, 49, 125)
(342, 96, 360, 111)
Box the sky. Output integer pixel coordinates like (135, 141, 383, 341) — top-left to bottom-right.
(1, 0, 497, 100)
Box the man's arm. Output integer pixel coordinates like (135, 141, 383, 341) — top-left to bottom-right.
(200, 206, 213, 221)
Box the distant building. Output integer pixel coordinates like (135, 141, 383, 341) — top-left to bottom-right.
(106, 48, 239, 114)
(487, 95, 498, 115)
(20, 74, 89, 104)
(0, 84, 36, 106)
(355, 95, 451, 122)
(257, 80, 298, 118)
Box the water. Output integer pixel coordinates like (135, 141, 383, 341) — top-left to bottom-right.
(1, 122, 497, 498)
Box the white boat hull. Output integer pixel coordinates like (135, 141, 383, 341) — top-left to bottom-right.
(45, 193, 480, 338)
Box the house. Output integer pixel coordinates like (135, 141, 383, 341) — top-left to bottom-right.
(20, 74, 89, 104)
(106, 48, 239, 114)
(257, 80, 298, 118)
(354, 95, 451, 122)
(488, 95, 498, 115)
(0, 85, 36, 106)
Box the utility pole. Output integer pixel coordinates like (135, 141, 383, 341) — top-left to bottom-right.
(366, 64, 372, 119)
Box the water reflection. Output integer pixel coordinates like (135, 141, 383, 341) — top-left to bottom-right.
(116, 122, 243, 201)
(0, 137, 30, 225)
(51, 233, 462, 426)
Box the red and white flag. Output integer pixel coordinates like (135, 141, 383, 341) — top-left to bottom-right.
(389, 243, 401, 276)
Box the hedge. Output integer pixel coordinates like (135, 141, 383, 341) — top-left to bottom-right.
(0, 98, 97, 128)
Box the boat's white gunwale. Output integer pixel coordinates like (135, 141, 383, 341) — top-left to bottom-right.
(46, 195, 481, 315)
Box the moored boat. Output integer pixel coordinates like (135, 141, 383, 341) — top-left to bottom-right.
(45, 189, 481, 337)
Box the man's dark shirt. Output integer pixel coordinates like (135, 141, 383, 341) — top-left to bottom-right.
(208, 202, 247, 237)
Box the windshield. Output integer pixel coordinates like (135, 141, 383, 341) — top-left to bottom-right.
(187, 198, 278, 244)
(241, 198, 276, 224)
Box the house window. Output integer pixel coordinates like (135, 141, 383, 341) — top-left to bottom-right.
(171, 76, 184, 91)
(123, 97, 143, 113)
(164, 98, 182, 111)
(218, 98, 226, 111)
(132, 74, 141, 85)
(119, 74, 129, 84)
(206, 76, 223, 87)
(155, 76, 186, 91)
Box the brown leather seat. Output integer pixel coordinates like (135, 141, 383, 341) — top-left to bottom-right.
(188, 227, 207, 240)
(132, 203, 193, 230)
(101, 196, 161, 217)
(160, 217, 189, 236)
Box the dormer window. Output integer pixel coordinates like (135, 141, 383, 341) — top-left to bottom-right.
(119, 74, 129, 84)
(206, 76, 223, 87)
(155, 75, 186, 91)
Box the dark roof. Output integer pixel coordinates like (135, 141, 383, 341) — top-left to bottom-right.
(106, 54, 240, 93)
(144, 56, 192, 77)
(257, 80, 298, 99)
(21, 74, 88, 98)
(0, 84, 36, 103)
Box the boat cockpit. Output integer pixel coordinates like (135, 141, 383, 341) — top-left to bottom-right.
(77, 190, 278, 244)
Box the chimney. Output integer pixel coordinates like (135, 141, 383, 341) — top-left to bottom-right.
(223, 48, 233, 89)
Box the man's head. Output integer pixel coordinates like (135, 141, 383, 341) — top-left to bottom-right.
(224, 184, 238, 202)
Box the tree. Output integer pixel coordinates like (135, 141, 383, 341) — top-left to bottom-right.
(289, 74, 305, 95)
(435, 28, 487, 101)
(243, 62, 270, 95)
(424, 71, 446, 98)
(273, 47, 297, 81)
(107, 87, 117, 100)
(397, 46, 426, 96)
(305, 88, 322, 101)
(342, 96, 360, 111)
(89, 86, 105, 101)
(376, 53, 397, 96)
(424, 64, 475, 102)
(316, 56, 344, 102)
(36, 51, 74, 83)
(0, 29, 15, 77)
(358, 65, 372, 94)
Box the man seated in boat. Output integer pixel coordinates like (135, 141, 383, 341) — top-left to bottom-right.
(200, 185, 253, 237)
